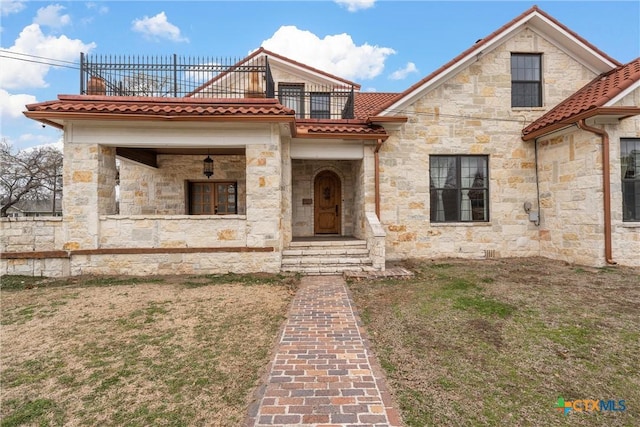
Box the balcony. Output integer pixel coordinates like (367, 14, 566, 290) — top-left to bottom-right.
(80, 53, 355, 119)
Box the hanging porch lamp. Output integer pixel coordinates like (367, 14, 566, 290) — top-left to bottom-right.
(203, 153, 214, 178)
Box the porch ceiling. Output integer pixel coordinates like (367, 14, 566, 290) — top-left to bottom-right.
(116, 147, 245, 168)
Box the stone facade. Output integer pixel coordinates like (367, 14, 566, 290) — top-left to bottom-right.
(4, 14, 639, 276)
(291, 160, 359, 237)
(536, 90, 640, 267)
(378, 28, 612, 262)
(119, 154, 247, 215)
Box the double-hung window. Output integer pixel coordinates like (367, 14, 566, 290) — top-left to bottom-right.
(621, 138, 640, 221)
(430, 155, 489, 222)
(279, 84, 304, 118)
(511, 53, 542, 108)
(189, 181, 237, 215)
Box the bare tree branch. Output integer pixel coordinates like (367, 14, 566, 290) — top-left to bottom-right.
(1, 139, 63, 217)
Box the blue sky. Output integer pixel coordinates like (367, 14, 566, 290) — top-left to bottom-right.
(1, 0, 639, 151)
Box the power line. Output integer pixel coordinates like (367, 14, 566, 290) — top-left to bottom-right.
(0, 49, 79, 66)
(0, 54, 80, 70)
(0, 50, 533, 125)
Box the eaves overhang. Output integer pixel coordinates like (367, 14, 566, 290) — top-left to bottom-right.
(376, 6, 620, 118)
(521, 107, 640, 141)
(293, 120, 389, 141)
(23, 94, 296, 129)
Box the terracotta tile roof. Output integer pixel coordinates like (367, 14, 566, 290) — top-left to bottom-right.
(372, 5, 621, 116)
(295, 119, 388, 140)
(354, 92, 402, 119)
(24, 95, 295, 120)
(522, 58, 640, 139)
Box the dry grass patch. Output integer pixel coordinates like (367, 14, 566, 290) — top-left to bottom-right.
(1, 273, 298, 427)
(348, 257, 639, 427)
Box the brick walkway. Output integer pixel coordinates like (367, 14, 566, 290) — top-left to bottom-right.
(246, 275, 402, 427)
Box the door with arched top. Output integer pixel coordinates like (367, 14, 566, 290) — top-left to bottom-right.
(314, 170, 341, 234)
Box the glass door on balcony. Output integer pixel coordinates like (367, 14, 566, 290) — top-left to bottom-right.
(279, 83, 304, 118)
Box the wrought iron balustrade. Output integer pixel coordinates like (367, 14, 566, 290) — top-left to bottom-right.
(79, 53, 355, 119)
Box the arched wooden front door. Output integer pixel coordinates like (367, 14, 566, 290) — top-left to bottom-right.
(314, 171, 341, 234)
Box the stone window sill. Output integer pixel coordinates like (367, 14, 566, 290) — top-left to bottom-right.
(101, 214, 247, 220)
(620, 222, 640, 228)
(429, 222, 492, 227)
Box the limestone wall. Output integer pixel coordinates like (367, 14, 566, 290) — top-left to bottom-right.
(119, 155, 246, 215)
(536, 132, 606, 265)
(1, 217, 63, 252)
(536, 90, 639, 267)
(99, 215, 247, 248)
(380, 28, 601, 262)
(69, 251, 280, 276)
(291, 160, 358, 237)
(609, 97, 640, 266)
(1, 217, 68, 276)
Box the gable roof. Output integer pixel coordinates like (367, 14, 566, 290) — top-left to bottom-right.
(189, 47, 361, 97)
(374, 5, 621, 117)
(24, 95, 295, 129)
(522, 58, 640, 140)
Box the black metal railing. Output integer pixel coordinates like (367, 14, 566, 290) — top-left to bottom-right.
(79, 53, 356, 119)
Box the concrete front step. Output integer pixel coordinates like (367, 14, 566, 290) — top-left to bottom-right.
(282, 248, 369, 257)
(281, 265, 378, 275)
(288, 239, 366, 247)
(282, 256, 373, 266)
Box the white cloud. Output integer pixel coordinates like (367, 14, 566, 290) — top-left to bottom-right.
(0, 24, 96, 90)
(23, 136, 64, 152)
(86, 2, 109, 15)
(33, 4, 71, 29)
(0, 89, 36, 121)
(260, 26, 395, 81)
(1, 0, 26, 16)
(132, 12, 188, 43)
(335, 0, 376, 12)
(389, 62, 418, 80)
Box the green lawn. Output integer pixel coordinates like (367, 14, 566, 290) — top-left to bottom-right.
(348, 257, 639, 427)
(1, 273, 297, 427)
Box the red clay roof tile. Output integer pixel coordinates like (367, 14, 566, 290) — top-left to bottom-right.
(354, 92, 402, 119)
(25, 95, 295, 117)
(522, 58, 640, 139)
(295, 119, 388, 139)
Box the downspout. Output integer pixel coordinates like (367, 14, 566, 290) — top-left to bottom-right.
(576, 119, 616, 265)
(374, 139, 383, 219)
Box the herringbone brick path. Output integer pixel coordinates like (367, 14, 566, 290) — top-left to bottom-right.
(246, 275, 402, 427)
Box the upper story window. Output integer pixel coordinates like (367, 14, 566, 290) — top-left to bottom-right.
(511, 53, 542, 108)
(279, 83, 304, 118)
(189, 181, 237, 215)
(310, 92, 331, 119)
(621, 138, 640, 221)
(430, 155, 489, 223)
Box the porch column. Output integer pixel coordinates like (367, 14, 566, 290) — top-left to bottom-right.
(62, 142, 117, 250)
(245, 141, 282, 248)
(363, 145, 377, 214)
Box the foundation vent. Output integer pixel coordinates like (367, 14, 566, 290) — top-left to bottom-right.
(484, 249, 497, 259)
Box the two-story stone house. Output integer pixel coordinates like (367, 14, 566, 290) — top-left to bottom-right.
(3, 5, 638, 276)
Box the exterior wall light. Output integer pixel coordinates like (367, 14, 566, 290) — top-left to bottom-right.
(203, 154, 214, 178)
